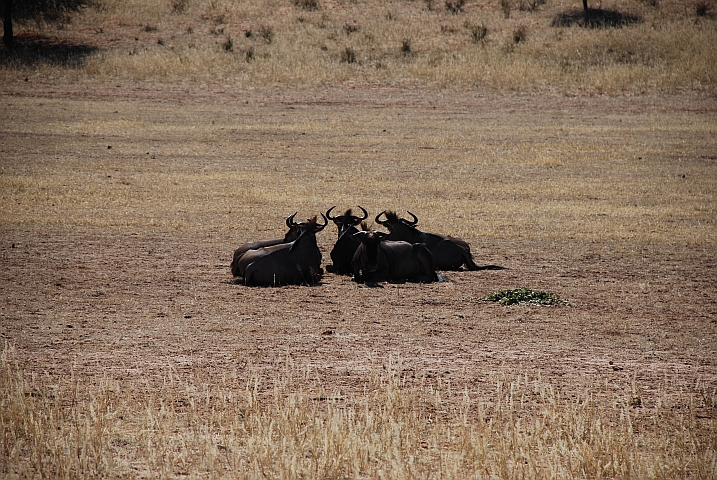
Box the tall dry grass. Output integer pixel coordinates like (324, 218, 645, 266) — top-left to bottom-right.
(2, 347, 715, 478)
(2, 0, 715, 93)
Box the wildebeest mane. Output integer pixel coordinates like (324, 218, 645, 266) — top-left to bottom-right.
(383, 210, 400, 223)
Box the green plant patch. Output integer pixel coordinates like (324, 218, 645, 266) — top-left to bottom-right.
(480, 288, 566, 306)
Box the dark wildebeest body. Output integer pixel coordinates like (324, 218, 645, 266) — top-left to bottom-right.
(237, 215, 327, 287)
(325, 206, 368, 275)
(351, 230, 437, 284)
(231, 213, 301, 277)
(376, 210, 481, 271)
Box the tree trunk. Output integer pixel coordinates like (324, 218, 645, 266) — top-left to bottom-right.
(2, 0, 13, 49)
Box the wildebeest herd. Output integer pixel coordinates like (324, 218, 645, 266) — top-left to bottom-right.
(231, 207, 500, 287)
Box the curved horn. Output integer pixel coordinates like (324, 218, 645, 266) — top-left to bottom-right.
(316, 213, 328, 230)
(326, 206, 337, 221)
(406, 211, 418, 225)
(286, 212, 298, 228)
(356, 205, 368, 220)
(375, 210, 388, 225)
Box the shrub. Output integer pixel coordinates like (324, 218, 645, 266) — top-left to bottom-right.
(341, 47, 356, 63)
(445, 0, 465, 14)
(501, 0, 512, 18)
(171, 0, 189, 14)
(343, 22, 360, 34)
(469, 24, 488, 43)
(518, 0, 546, 12)
(695, 1, 712, 17)
(513, 25, 527, 43)
(480, 288, 566, 305)
(294, 0, 319, 11)
(258, 25, 273, 43)
(221, 35, 233, 52)
(401, 39, 412, 55)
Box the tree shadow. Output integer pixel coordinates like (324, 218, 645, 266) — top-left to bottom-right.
(551, 8, 642, 28)
(0, 33, 97, 68)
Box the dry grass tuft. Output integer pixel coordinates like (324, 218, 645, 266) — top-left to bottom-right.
(2, 349, 715, 478)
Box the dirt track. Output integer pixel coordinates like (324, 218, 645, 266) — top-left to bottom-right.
(1, 83, 716, 423)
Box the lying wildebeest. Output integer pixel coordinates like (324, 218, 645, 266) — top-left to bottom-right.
(325, 205, 368, 275)
(351, 230, 437, 284)
(375, 210, 483, 271)
(236, 214, 327, 287)
(230, 213, 302, 277)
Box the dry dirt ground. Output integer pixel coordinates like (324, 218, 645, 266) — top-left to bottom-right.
(1, 82, 716, 431)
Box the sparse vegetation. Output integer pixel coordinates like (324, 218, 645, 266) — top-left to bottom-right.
(1, 78, 715, 478)
(480, 288, 566, 305)
(0, 0, 714, 93)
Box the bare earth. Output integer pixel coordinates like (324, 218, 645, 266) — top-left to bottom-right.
(1, 82, 716, 432)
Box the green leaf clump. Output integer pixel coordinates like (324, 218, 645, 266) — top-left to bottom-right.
(481, 288, 565, 306)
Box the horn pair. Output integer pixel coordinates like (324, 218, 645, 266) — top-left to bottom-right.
(375, 211, 418, 225)
(326, 205, 368, 222)
(286, 212, 328, 230)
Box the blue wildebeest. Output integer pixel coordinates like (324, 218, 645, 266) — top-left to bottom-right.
(351, 229, 437, 284)
(375, 210, 483, 271)
(230, 213, 304, 277)
(236, 214, 328, 287)
(325, 205, 368, 275)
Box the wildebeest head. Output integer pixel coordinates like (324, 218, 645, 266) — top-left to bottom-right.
(352, 229, 390, 273)
(291, 213, 328, 245)
(375, 210, 423, 243)
(326, 206, 368, 239)
(305, 213, 328, 233)
(283, 212, 302, 242)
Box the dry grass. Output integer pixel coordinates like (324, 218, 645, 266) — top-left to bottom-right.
(1, 94, 715, 247)
(1, 0, 716, 93)
(2, 348, 715, 479)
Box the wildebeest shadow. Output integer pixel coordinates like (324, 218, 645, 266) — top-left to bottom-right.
(0, 33, 97, 68)
(552, 8, 642, 28)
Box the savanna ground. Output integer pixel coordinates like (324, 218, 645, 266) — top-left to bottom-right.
(1, 0, 717, 478)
